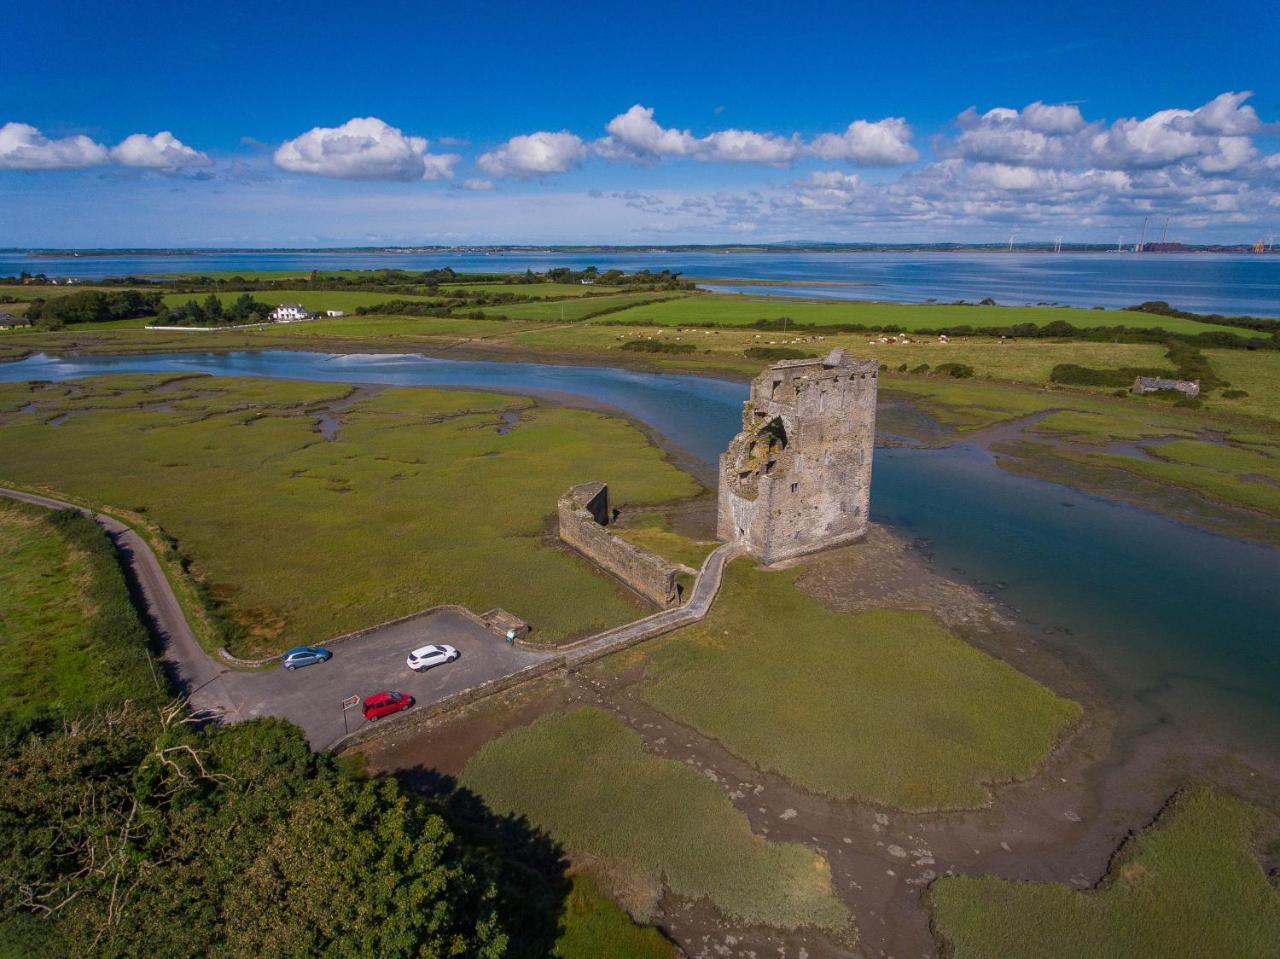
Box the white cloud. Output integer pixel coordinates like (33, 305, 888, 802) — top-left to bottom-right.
(273, 117, 458, 181)
(600, 104, 697, 159)
(599, 105, 912, 167)
(111, 131, 210, 171)
(700, 128, 801, 165)
(809, 117, 918, 165)
(477, 131, 588, 177)
(462, 178, 495, 191)
(0, 122, 108, 170)
(1020, 101, 1086, 134)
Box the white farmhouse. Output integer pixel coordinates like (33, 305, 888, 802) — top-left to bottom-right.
(325, 309, 346, 318)
(270, 303, 311, 323)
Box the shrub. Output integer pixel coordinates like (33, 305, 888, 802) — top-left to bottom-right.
(933, 362, 975, 378)
(1221, 389, 1250, 399)
(909, 363, 931, 374)
(744, 346, 816, 360)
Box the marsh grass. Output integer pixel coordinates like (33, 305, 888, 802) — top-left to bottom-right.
(0, 375, 699, 655)
(640, 562, 1081, 811)
(553, 874, 675, 959)
(461, 706, 853, 937)
(929, 788, 1280, 959)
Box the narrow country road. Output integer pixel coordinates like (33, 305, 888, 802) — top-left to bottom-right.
(0, 486, 243, 722)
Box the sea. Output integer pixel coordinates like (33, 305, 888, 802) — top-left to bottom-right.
(3, 249, 1278, 317)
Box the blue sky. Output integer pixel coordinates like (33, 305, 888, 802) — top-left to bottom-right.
(3, 0, 1277, 246)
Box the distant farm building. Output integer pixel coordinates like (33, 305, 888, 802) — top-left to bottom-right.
(325, 309, 346, 318)
(1131, 376, 1200, 399)
(270, 303, 311, 323)
(0, 312, 31, 329)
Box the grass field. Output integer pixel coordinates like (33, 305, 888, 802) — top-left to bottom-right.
(639, 562, 1081, 811)
(468, 291, 686, 322)
(461, 706, 853, 936)
(596, 294, 1247, 335)
(264, 314, 538, 340)
(0, 499, 157, 723)
(929, 788, 1280, 959)
(553, 875, 676, 959)
(160, 289, 445, 312)
(442, 281, 628, 299)
(0, 375, 699, 655)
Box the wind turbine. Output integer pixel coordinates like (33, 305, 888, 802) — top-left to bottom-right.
(1007, 229, 1019, 252)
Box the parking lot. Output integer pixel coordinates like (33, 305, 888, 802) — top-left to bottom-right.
(216, 608, 551, 748)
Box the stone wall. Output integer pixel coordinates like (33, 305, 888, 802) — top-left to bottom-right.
(557, 482, 680, 607)
(718, 348, 878, 565)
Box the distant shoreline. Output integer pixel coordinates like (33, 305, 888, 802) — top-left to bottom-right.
(14, 244, 1280, 258)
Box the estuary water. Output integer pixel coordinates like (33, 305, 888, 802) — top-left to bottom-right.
(3, 349, 1278, 758)
(4, 249, 1279, 316)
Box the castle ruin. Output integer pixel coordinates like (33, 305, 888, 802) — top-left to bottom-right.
(557, 482, 682, 608)
(717, 348, 877, 565)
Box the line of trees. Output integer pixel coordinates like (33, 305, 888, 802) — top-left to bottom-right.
(152, 294, 276, 327)
(24, 290, 163, 329)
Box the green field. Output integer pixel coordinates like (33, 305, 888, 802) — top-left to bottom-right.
(553, 875, 676, 959)
(0, 375, 699, 655)
(462, 706, 852, 937)
(264, 314, 537, 340)
(469, 291, 686, 322)
(597, 295, 1247, 334)
(160, 289, 443, 313)
(0, 499, 157, 723)
(639, 562, 1081, 811)
(930, 788, 1280, 959)
(442, 281, 628, 299)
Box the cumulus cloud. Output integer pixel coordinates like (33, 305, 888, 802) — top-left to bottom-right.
(599, 104, 698, 160)
(0, 122, 109, 170)
(273, 117, 458, 181)
(462, 178, 495, 191)
(477, 131, 588, 177)
(111, 131, 210, 171)
(597, 105, 912, 167)
(809, 118, 918, 165)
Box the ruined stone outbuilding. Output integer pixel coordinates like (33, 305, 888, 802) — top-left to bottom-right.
(718, 348, 878, 565)
(557, 482, 681, 607)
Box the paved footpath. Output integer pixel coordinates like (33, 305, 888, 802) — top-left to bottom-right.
(2, 486, 739, 748)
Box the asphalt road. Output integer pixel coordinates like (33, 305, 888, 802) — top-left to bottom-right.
(221, 609, 549, 747)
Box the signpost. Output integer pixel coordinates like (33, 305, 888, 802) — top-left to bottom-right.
(341, 695, 360, 735)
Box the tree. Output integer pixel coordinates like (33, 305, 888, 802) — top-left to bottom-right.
(0, 709, 512, 957)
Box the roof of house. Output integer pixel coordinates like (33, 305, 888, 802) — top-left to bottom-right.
(0, 312, 30, 326)
(1134, 376, 1198, 390)
(275, 302, 305, 310)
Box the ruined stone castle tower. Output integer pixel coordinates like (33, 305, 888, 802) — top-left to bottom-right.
(717, 348, 877, 565)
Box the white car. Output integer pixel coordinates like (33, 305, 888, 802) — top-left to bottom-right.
(406, 643, 460, 672)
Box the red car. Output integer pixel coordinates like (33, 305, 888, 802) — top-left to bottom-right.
(362, 691, 414, 721)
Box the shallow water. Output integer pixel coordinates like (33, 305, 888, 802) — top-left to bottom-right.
(5, 249, 1278, 316)
(3, 349, 1278, 756)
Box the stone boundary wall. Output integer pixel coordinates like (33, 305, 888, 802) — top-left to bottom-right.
(557, 482, 679, 608)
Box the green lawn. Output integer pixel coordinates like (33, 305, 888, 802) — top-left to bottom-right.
(160, 289, 443, 312)
(554, 875, 676, 959)
(595, 294, 1247, 334)
(0, 499, 157, 723)
(640, 562, 1081, 811)
(442, 281, 629, 298)
(930, 788, 1280, 959)
(0, 375, 700, 655)
(462, 706, 852, 937)
(468, 291, 686, 322)
(264, 314, 536, 339)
